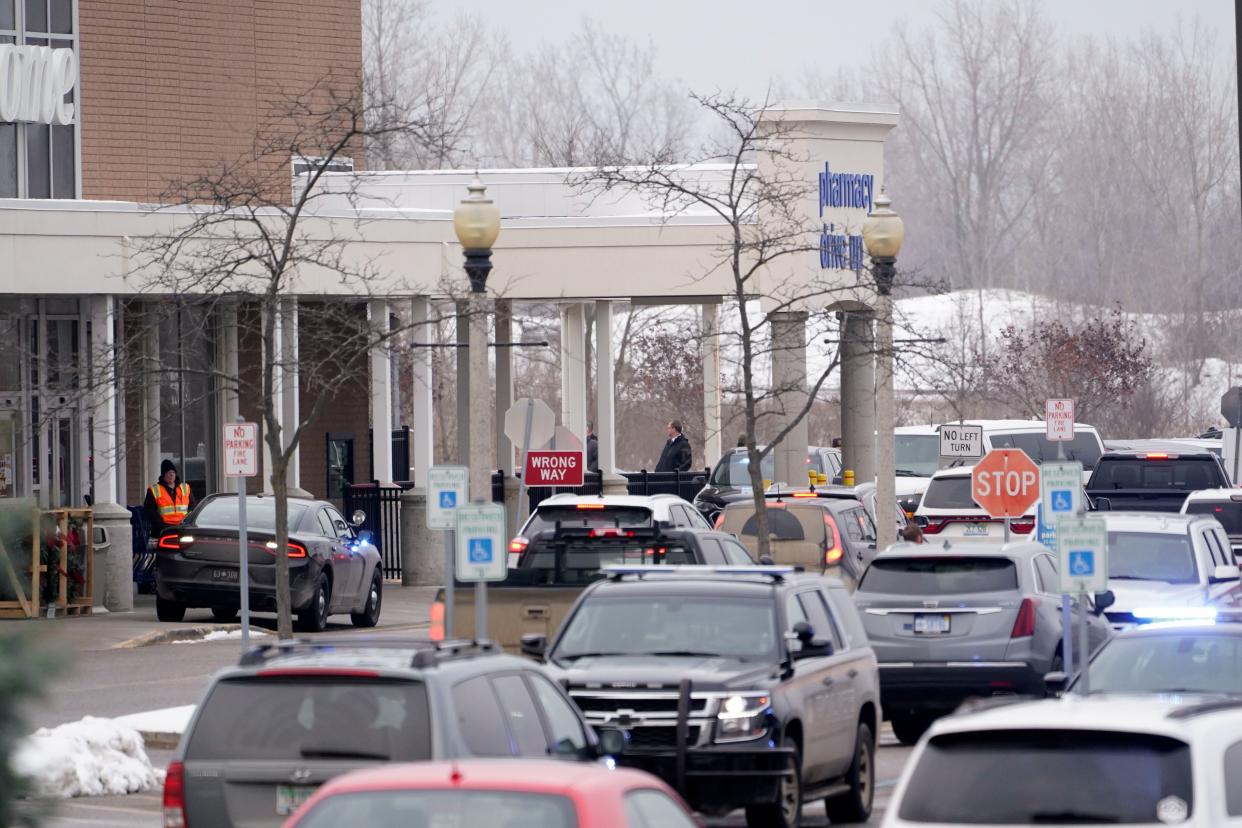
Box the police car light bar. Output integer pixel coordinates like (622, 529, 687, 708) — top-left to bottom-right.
(1131, 607, 1218, 622)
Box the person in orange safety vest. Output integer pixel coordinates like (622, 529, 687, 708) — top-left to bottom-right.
(143, 459, 196, 534)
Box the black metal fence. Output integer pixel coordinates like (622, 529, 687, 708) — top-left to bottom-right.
(343, 483, 408, 579)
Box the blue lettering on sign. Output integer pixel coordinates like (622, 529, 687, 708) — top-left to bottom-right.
(819, 223, 865, 273)
(1036, 503, 1056, 550)
(1069, 550, 1094, 577)
(439, 491, 457, 509)
(469, 538, 493, 564)
(818, 162, 875, 215)
(1051, 489, 1073, 513)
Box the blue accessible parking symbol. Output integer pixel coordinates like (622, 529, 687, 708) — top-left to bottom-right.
(1069, 550, 1094, 577)
(439, 491, 457, 509)
(468, 538, 493, 564)
(1051, 489, 1073, 513)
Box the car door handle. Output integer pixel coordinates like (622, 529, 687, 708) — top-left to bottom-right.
(821, 677, 835, 687)
(847, 669, 859, 679)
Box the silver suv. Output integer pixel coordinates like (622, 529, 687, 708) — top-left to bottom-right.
(853, 541, 1112, 744)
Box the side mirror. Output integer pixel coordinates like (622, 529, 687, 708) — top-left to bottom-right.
(519, 633, 547, 659)
(1094, 497, 1112, 512)
(915, 515, 929, 529)
(1093, 590, 1116, 614)
(1212, 564, 1241, 583)
(1044, 671, 1069, 696)
(597, 728, 626, 756)
(351, 509, 366, 526)
(759, 554, 775, 566)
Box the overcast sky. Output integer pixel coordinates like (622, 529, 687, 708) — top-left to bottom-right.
(447, 0, 1235, 101)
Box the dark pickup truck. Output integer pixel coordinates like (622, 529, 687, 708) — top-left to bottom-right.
(432, 525, 757, 651)
(1086, 451, 1231, 513)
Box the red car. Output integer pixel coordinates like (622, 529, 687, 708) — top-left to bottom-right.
(283, 759, 700, 828)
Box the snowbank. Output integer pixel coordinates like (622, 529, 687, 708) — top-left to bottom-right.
(14, 717, 164, 799)
(173, 628, 269, 644)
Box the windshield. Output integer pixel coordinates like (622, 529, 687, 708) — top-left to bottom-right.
(898, 729, 1193, 824)
(295, 790, 578, 828)
(1080, 633, 1242, 695)
(920, 476, 978, 510)
(859, 557, 1018, 595)
(186, 678, 430, 762)
(989, 430, 1103, 469)
(554, 595, 778, 662)
(1185, 500, 1242, 535)
(711, 452, 775, 487)
(895, 435, 941, 477)
(190, 498, 309, 533)
(1108, 531, 1198, 584)
(516, 543, 693, 584)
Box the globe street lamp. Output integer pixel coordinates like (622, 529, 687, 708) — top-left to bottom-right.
(862, 190, 904, 551)
(452, 176, 501, 504)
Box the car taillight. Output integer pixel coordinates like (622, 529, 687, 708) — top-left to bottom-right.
(1011, 598, 1038, 638)
(263, 540, 307, 557)
(509, 537, 529, 554)
(163, 760, 186, 828)
(429, 601, 445, 642)
(157, 535, 181, 550)
(824, 515, 844, 566)
(588, 528, 635, 538)
(1010, 518, 1035, 534)
(1144, 452, 1174, 460)
(575, 503, 606, 510)
(920, 519, 946, 535)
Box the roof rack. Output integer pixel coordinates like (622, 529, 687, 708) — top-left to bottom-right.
(238, 637, 500, 669)
(410, 639, 499, 668)
(1165, 698, 1242, 720)
(604, 564, 795, 582)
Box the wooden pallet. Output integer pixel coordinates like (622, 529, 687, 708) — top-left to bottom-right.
(0, 508, 94, 619)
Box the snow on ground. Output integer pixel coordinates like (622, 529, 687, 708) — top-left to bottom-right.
(112, 705, 196, 737)
(14, 717, 164, 799)
(173, 627, 269, 644)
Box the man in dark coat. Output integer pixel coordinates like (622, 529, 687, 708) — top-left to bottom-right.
(655, 420, 692, 473)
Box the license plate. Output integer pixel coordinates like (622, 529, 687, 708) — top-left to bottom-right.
(914, 614, 951, 634)
(962, 523, 990, 536)
(211, 568, 238, 582)
(276, 784, 317, 816)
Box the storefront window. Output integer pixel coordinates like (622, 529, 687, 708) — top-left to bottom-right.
(2, 0, 77, 199)
(158, 305, 217, 500)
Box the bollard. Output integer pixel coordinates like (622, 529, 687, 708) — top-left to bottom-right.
(843, 469, 855, 487)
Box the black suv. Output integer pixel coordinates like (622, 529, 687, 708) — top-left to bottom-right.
(164, 639, 608, 828)
(525, 566, 881, 828)
(1087, 450, 1232, 512)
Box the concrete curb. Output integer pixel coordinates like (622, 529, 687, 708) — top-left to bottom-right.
(140, 730, 183, 750)
(113, 624, 269, 649)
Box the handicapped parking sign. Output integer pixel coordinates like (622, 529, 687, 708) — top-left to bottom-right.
(1051, 489, 1074, 513)
(468, 538, 493, 564)
(440, 491, 457, 509)
(1068, 549, 1094, 577)
(1057, 517, 1108, 593)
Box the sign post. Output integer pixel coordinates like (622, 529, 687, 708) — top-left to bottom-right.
(222, 421, 258, 654)
(427, 466, 468, 639)
(455, 502, 507, 640)
(503, 398, 556, 536)
(938, 423, 983, 460)
(1041, 459, 1084, 676)
(1056, 516, 1108, 693)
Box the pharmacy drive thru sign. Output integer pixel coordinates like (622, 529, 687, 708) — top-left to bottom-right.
(972, 449, 1040, 518)
(222, 423, 258, 477)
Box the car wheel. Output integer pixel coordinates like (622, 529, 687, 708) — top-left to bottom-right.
(296, 574, 331, 633)
(156, 597, 186, 623)
(210, 606, 237, 622)
(824, 721, 874, 823)
(350, 569, 382, 628)
(745, 735, 801, 828)
(891, 713, 934, 746)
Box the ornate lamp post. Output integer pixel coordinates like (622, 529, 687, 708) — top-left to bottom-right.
(862, 190, 904, 550)
(452, 177, 501, 502)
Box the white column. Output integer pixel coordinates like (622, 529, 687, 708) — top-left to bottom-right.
(280, 297, 307, 496)
(114, 302, 127, 505)
(702, 303, 723, 469)
(770, 311, 810, 488)
(217, 303, 240, 485)
(494, 299, 515, 475)
(262, 302, 283, 494)
(840, 312, 877, 482)
(595, 300, 628, 493)
(89, 296, 119, 505)
(369, 299, 395, 485)
(143, 315, 162, 485)
(560, 303, 587, 445)
(410, 296, 434, 488)
(875, 295, 897, 550)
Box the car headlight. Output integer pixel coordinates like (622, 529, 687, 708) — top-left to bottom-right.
(715, 693, 772, 743)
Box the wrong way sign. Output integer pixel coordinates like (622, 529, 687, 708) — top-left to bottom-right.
(525, 450, 584, 487)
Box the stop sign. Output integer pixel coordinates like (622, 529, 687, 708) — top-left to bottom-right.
(971, 449, 1040, 518)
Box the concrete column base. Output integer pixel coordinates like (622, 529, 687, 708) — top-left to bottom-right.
(601, 473, 629, 495)
(503, 476, 524, 538)
(287, 485, 313, 499)
(93, 502, 135, 612)
(399, 489, 444, 586)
